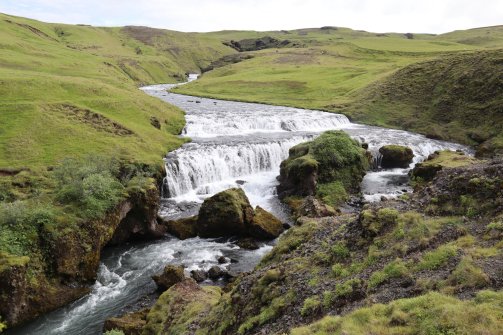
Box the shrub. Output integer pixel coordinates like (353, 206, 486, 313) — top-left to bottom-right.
(330, 242, 350, 261)
(331, 263, 350, 278)
(416, 244, 458, 271)
(301, 296, 321, 316)
(53, 156, 125, 219)
(368, 259, 409, 289)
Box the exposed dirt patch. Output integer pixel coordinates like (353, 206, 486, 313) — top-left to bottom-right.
(122, 26, 166, 46)
(50, 104, 134, 136)
(4, 19, 58, 42)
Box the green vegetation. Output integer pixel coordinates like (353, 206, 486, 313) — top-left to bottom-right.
(143, 280, 221, 335)
(291, 290, 503, 335)
(0, 13, 235, 169)
(368, 259, 410, 289)
(300, 296, 321, 316)
(103, 330, 125, 335)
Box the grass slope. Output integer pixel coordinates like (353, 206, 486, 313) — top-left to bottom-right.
(175, 26, 503, 155)
(0, 13, 235, 169)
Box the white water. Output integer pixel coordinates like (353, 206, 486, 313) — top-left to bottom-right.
(10, 77, 472, 335)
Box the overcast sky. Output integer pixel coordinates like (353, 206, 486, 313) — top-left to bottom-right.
(0, 0, 501, 34)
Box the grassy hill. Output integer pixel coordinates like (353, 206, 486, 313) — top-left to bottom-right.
(0, 13, 235, 169)
(175, 26, 503, 156)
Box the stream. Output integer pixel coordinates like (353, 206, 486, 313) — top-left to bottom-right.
(9, 76, 471, 335)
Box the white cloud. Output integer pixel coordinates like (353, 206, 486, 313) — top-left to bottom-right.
(0, 0, 501, 33)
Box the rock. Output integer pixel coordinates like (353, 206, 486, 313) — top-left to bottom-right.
(411, 150, 479, 183)
(190, 270, 207, 283)
(217, 256, 227, 264)
(298, 196, 337, 218)
(236, 238, 260, 250)
(379, 145, 414, 168)
(142, 279, 221, 334)
(208, 266, 225, 280)
(236, 180, 247, 185)
(150, 116, 161, 129)
(380, 196, 388, 202)
(277, 131, 369, 205)
(248, 206, 284, 239)
(103, 309, 149, 335)
(197, 188, 254, 238)
(161, 215, 198, 240)
(361, 143, 369, 150)
(152, 265, 185, 292)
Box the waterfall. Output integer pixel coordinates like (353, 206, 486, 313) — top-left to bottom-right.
(162, 135, 314, 198)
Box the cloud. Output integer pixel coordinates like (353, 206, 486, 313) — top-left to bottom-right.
(0, 0, 501, 33)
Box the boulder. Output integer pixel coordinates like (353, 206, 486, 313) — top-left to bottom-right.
(277, 131, 369, 208)
(298, 196, 337, 218)
(197, 188, 254, 238)
(142, 279, 221, 335)
(161, 215, 198, 240)
(103, 309, 149, 335)
(208, 266, 225, 280)
(236, 238, 260, 250)
(152, 265, 185, 292)
(379, 145, 414, 168)
(190, 270, 207, 283)
(248, 206, 284, 239)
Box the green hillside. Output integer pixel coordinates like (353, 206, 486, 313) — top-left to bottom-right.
(0, 13, 235, 169)
(175, 26, 503, 156)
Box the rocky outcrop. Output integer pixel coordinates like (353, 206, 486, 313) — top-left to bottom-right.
(0, 181, 165, 328)
(413, 159, 503, 217)
(103, 309, 149, 335)
(278, 130, 369, 207)
(142, 279, 221, 335)
(379, 145, 414, 168)
(410, 150, 478, 182)
(152, 265, 185, 292)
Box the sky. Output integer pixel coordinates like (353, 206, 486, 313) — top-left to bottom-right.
(0, 0, 501, 34)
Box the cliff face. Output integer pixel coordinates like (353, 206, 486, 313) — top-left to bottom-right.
(0, 183, 164, 327)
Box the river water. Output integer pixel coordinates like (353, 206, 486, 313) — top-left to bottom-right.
(9, 78, 471, 335)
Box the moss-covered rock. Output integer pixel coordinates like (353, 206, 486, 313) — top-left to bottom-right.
(152, 265, 185, 292)
(196, 189, 283, 240)
(197, 188, 254, 238)
(379, 145, 414, 168)
(142, 279, 221, 335)
(161, 215, 198, 240)
(278, 131, 369, 207)
(248, 206, 284, 240)
(103, 309, 148, 335)
(411, 150, 479, 182)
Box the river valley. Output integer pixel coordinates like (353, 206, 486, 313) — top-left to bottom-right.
(8, 79, 472, 335)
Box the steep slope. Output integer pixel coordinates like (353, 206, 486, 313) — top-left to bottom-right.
(0, 13, 235, 168)
(344, 49, 503, 157)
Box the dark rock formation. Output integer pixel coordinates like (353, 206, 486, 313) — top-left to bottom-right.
(190, 270, 207, 283)
(379, 145, 414, 168)
(152, 265, 185, 292)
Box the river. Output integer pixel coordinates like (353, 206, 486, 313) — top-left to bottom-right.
(9, 77, 471, 335)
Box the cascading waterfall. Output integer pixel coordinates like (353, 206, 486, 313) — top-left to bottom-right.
(163, 135, 314, 198)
